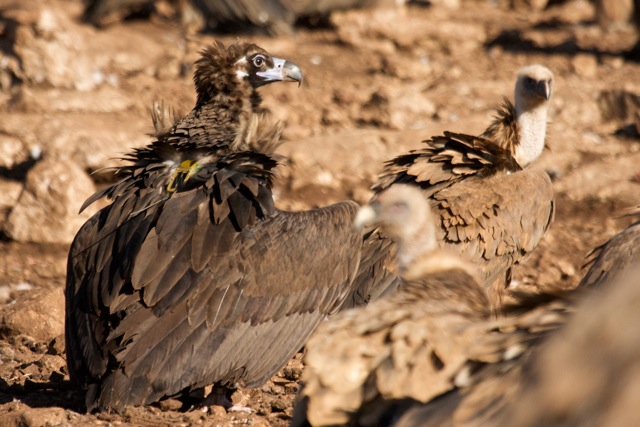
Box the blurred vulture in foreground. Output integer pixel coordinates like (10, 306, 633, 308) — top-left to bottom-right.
(292, 184, 569, 427)
(65, 40, 364, 412)
(496, 264, 640, 427)
(82, 0, 376, 33)
(354, 65, 556, 312)
(579, 206, 640, 288)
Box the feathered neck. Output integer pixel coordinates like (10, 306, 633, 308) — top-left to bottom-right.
(401, 249, 489, 317)
(396, 225, 437, 277)
(193, 43, 257, 129)
(514, 97, 548, 168)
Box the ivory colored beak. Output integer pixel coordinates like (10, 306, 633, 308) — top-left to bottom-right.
(256, 57, 303, 87)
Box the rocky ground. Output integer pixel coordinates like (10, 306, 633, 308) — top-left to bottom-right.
(0, 0, 639, 425)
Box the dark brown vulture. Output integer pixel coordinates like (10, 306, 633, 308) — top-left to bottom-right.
(292, 184, 569, 427)
(579, 206, 640, 288)
(356, 65, 556, 312)
(82, 0, 376, 32)
(65, 40, 363, 412)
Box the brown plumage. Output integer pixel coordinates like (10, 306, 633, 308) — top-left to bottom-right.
(292, 184, 569, 427)
(190, 0, 376, 34)
(496, 264, 640, 427)
(356, 65, 556, 312)
(579, 206, 640, 288)
(83, 0, 153, 26)
(65, 40, 363, 412)
(150, 99, 180, 138)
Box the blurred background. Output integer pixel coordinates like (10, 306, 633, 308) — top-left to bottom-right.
(0, 0, 639, 425)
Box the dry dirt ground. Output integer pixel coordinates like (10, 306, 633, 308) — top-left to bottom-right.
(0, 0, 639, 425)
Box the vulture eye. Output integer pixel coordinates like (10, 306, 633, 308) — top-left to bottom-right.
(523, 76, 536, 90)
(390, 201, 408, 215)
(252, 55, 266, 68)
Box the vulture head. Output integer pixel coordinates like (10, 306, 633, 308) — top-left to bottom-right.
(355, 184, 437, 272)
(194, 40, 303, 108)
(515, 64, 554, 110)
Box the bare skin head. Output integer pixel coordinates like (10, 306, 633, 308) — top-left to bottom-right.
(515, 64, 554, 110)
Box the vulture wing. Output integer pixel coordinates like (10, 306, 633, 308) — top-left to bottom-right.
(579, 210, 640, 289)
(66, 152, 362, 411)
(341, 227, 398, 309)
(432, 167, 555, 304)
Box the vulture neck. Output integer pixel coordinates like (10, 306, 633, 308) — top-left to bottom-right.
(396, 224, 437, 278)
(401, 249, 489, 317)
(514, 99, 548, 168)
(196, 77, 259, 152)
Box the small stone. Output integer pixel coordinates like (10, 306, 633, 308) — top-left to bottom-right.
(36, 354, 66, 375)
(270, 398, 289, 413)
(158, 398, 184, 411)
(209, 404, 227, 417)
(571, 54, 598, 79)
(47, 334, 66, 356)
(282, 361, 303, 381)
(284, 383, 299, 395)
(0, 134, 29, 169)
(230, 389, 252, 407)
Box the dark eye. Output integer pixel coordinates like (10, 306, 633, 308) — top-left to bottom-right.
(252, 55, 265, 67)
(524, 76, 536, 89)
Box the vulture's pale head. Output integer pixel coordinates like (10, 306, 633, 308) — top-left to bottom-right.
(515, 64, 554, 110)
(355, 184, 437, 252)
(194, 41, 303, 107)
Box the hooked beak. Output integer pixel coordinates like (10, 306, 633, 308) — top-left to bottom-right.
(256, 57, 303, 87)
(354, 205, 378, 230)
(538, 80, 551, 101)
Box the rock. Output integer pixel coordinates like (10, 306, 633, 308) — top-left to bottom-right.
(158, 398, 184, 411)
(2, 406, 68, 427)
(47, 334, 65, 356)
(36, 353, 66, 375)
(0, 287, 64, 342)
(0, 134, 30, 169)
(3, 158, 97, 244)
(0, 177, 24, 216)
(595, 0, 634, 30)
(571, 54, 598, 79)
(1, 0, 176, 92)
(3, 0, 100, 90)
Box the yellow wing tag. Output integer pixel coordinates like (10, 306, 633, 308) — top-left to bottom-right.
(167, 160, 200, 193)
